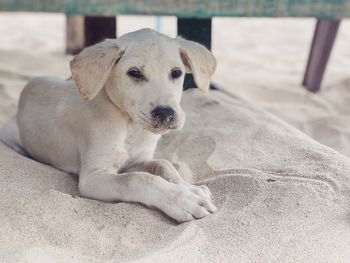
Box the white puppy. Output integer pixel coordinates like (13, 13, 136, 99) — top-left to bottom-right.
(8, 28, 217, 222)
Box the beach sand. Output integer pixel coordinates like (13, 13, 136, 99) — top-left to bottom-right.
(1, 13, 350, 262)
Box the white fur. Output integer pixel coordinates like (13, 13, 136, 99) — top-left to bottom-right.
(9, 29, 217, 222)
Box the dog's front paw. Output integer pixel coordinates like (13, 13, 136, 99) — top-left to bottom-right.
(161, 184, 218, 223)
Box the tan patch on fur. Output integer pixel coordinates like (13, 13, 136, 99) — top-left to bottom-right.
(73, 75, 90, 101)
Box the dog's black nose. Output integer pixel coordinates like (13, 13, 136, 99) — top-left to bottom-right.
(151, 106, 176, 125)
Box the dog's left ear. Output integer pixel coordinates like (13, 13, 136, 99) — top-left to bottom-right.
(177, 37, 216, 92)
(70, 39, 124, 101)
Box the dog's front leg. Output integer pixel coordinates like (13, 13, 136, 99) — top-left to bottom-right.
(78, 134, 217, 222)
(79, 169, 217, 222)
(122, 159, 188, 184)
(121, 159, 214, 204)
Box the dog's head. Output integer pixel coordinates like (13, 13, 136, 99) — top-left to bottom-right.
(70, 28, 216, 134)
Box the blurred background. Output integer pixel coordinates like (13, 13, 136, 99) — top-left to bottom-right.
(0, 12, 349, 157)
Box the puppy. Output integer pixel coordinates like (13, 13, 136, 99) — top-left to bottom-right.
(14, 28, 217, 222)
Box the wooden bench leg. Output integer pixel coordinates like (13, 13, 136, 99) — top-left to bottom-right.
(66, 16, 116, 55)
(66, 16, 85, 55)
(177, 18, 214, 90)
(84, 16, 116, 46)
(302, 19, 340, 92)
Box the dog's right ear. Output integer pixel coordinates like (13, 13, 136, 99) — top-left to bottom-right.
(70, 39, 124, 101)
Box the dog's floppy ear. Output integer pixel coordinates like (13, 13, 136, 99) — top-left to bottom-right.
(177, 37, 216, 92)
(70, 39, 124, 101)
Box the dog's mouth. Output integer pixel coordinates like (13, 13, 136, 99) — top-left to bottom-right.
(138, 112, 179, 134)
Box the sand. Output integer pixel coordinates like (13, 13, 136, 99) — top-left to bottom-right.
(1, 13, 350, 262)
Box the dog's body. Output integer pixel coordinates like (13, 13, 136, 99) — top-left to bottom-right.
(4, 29, 217, 222)
(18, 77, 160, 175)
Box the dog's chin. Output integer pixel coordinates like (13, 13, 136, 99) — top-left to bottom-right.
(135, 116, 183, 134)
(145, 125, 178, 135)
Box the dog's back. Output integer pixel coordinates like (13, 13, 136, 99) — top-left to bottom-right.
(0, 117, 28, 156)
(0, 76, 72, 157)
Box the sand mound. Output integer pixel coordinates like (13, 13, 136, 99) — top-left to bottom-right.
(1, 89, 350, 262)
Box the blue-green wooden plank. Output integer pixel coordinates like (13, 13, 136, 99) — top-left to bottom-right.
(0, 0, 349, 18)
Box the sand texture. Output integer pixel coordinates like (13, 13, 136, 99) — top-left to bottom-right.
(1, 90, 350, 262)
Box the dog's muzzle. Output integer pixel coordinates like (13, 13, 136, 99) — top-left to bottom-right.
(151, 106, 177, 129)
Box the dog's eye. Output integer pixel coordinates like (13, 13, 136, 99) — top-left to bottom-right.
(127, 68, 143, 80)
(170, 69, 182, 80)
